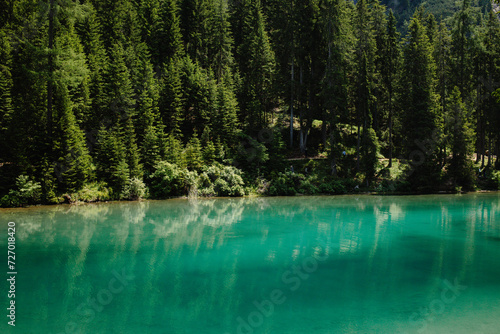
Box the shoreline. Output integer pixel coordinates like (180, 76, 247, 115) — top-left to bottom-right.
(1, 189, 499, 211)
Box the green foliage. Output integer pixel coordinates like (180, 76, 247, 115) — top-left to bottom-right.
(361, 127, 381, 181)
(199, 163, 245, 197)
(1, 175, 42, 207)
(121, 177, 148, 200)
(267, 172, 303, 196)
(148, 161, 186, 197)
(70, 182, 111, 202)
(95, 126, 130, 195)
(163, 133, 185, 167)
(485, 170, 500, 190)
(235, 134, 269, 172)
(445, 86, 476, 190)
(185, 131, 203, 171)
(54, 82, 92, 192)
(0, 0, 496, 207)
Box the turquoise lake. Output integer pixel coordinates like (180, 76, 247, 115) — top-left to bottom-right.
(1, 193, 500, 333)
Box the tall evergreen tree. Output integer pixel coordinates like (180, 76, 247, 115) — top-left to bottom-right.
(0, 30, 13, 162)
(446, 86, 476, 190)
(236, 0, 275, 128)
(105, 42, 135, 124)
(152, 0, 184, 71)
(354, 0, 377, 174)
(381, 9, 400, 168)
(180, 0, 211, 65)
(207, 0, 234, 81)
(400, 15, 441, 191)
(159, 57, 183, 135)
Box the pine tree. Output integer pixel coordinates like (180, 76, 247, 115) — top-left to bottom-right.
(320, 0, 352, 171)
(96, 125, 129, 194)
(152, 0, 184, 71)
(207, 0, 234, 81)
(0, 30, 13, 162)
(201, 126, 216, 164)
(105, 42, 136, 124)
(481, 11, 500, 169)
(76, 2, 108, 134)
(159, 57, 183, 135)
(237, 0, 275, 128)
(53, 82, 92, 192)
(400, 15, 441, 191)
(164, 132, 185, 167)
(434, 21, 452, 167)
(354, 0, 377, 174)
(180, 0, 211, 65)
(215, 71, 240, 146)
(451, 0, 477, 95)
(370, 0, 388, 136)
(185, 131, 203, 171)
(180, 56, 216, 135)
(136, 60, 161, 173)
(122, 116, 143, 179)
(381, 10, 400, 168)
(445, 86, 476, 190)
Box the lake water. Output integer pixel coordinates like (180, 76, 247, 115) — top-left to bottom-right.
(1, 193, 500, 334)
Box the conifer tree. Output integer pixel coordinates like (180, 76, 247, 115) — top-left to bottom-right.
(53, 82, 92, 192)
(215, 71, 240, 146)
(400, 15, 441, 191)
(152, 0, 184, 71)
(451, 0, 477, 95)
(180, 0, 211, 65)
(105, 42, 135, 124)
(320, 0, 352, 168)
(164, 133, 185, 167)
(237, 0, 275, 128)
(96, 125, 129, 194)
(207, 0, 234, 81)
(446, 86, 476, 190)
(77, 3, 108, 133)
(159, 57, 183, 135)
(185, 131, 203, 171)
(0, 30, 13, 162)
(180, 57, 216, 135)
(354, 0, 377, 173)
(122, 116, 143, 179)
(381, 10, 400, 168)
(201, 126, 216, 164)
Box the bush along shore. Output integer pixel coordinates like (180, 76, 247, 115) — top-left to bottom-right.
(2, 156, 499, 208)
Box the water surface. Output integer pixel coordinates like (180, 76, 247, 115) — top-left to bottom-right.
(1, 193, 500, 333)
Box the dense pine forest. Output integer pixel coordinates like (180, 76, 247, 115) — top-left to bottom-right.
(0, 0, 499, 206)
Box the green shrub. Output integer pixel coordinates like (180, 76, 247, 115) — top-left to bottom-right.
(298, 178, 319, 195)
(202, 163, 245, 196)
(318, 180, 347, 194)
(486, 170, 500, 190)
(1, 175, 42, 207)
(149, 162, 187, 198)
(121, 178, 148, 200)
(72, 182, 111, 202)
(267, 172, 304, 196)
(184, 170, 200, 197)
